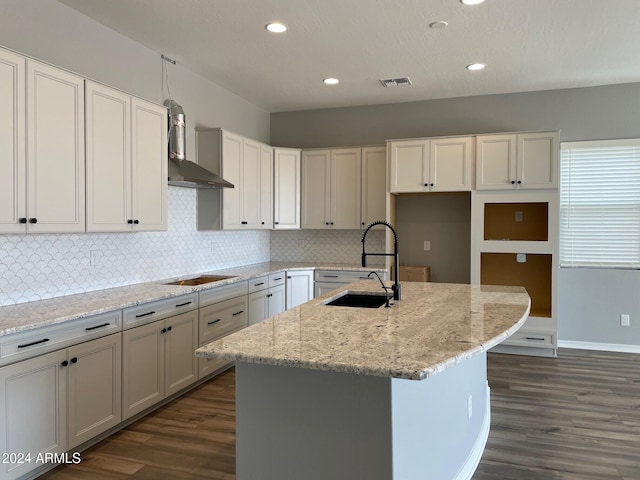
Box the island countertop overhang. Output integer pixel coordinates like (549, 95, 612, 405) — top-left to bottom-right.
(196, 281, 531, 380)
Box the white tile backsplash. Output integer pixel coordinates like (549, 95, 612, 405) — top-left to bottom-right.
(0, 187, 270, 306)
(271, 229, 385, 265)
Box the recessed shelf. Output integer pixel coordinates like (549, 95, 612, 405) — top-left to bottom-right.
(484, 202, 548, 241)
(481, 252, 552, 318)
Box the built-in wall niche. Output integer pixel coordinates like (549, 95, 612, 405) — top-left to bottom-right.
(484, 202, 548, 241)
(395, 192, 471, 284)
(480, 253, 552, 318)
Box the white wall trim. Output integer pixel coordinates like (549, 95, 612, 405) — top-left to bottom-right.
(558, 340, 640, 354)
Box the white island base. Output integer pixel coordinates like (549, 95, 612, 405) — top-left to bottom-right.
(235, 352, 490, 480)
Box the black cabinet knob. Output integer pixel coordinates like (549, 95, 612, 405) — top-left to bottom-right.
(29, 218, 37, 224)
(424, 183, 428, 187)
(61, 360, 69, 367)
(430, 183, 434, 187)
(127, 219, 133, 224)
(167, 326, 172, 332)
(161, 328, 167, 333)
(71, 357, 78, 364)
(330, 222, 334, 225)
(517, 180, 522, 184)
(510, 180, 516, 185)
(133, 219, 139, 224)
(275, 221, 279, 225)
(19, 218, 27, 224)
(261, 222, 265, 225)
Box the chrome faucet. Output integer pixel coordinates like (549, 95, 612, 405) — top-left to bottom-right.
(361, 221, 401, 300)
(368, 271, 392, 307)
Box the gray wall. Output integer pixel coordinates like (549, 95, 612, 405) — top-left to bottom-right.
(272, 83, 640, 348)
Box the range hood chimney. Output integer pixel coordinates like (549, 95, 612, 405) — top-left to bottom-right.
(165, 100, 234, 189)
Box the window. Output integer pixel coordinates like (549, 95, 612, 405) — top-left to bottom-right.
(560, 139, 640, 268)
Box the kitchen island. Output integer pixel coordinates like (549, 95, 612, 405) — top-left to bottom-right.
(196, 280, 530, 480)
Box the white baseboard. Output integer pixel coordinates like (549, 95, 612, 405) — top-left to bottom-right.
(558, 340, 640, 354)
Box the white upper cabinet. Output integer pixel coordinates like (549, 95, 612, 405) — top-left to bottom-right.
(0, 48, 25, 234)
(302, 147, 361, 229)
(87, 82, 167, 232)
(476, 131, 558, 190)
(390, 137, 473, 193)
(273, 147, 301, 229)
(222, 131, 273, 229)
(361, 146, 387, 228)
(27, 59, 85, 232)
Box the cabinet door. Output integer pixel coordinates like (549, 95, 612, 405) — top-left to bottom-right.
(476, 134, 517, 190)
(517, 132, 558, 189)
(165, 310, 198, 397)
(222, 131, 243, 229)
(67, 333, 122, 449)
(273, 148, 301, 229)
(331, 148, 361, 229)
(361, 146, 386, 228)
(122, 321, 165, 420)
(85, 81, 131, 232)
(248, 290, 269, 326)
(241, 138, 261, 227)
(0, 349, 67, 480)
(259, 144, 274, 228)
(268, 284, 286, 318)
(389, 140, 429, 192)
(286, 270, 314, 309)
(0, 48, 26, 234)
(301, 150, 331, 229)
(27, 60, 85, 232)
(430, 137, 473, 191)
(131, 97, 167, 231)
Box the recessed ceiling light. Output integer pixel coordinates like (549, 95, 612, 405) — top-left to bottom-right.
(266, 22, 288, 33)
(461, 0, 485, 4)
(466, 63, 486, 71)
(429, 20, 449, 29)
(323, 78, 340, 85)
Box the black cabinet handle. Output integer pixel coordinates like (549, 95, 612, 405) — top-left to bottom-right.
(254, 282, 265, 287)
(525, 336, 546, 341)
(275, 221, 279, 225)
(175, 301, 192, 307)
(323, 275, 339, 278)
(133, 219, 139, 224)
(517, 180, 522, 184)
(208, 319, 222, 325)
(267, 293, 273, 298)
(161, 328, 167, 333)
(19, 218, 27, 224)
(424, 183, 428, 187)
(85, 322, 110, 331)
(29, 218, 37, 224)
(232, 310, 244, 316)
(71, 357, 78, 364)
(330, 222, 334, 225)
(287, 276, 292, 279)
(273, 277, 282, 281)
(325, 222, 329, 225)
(361, 222, 365, 225)
(167, 326, 172, 332)
(135, 311, 156, 318)
(510, 180, 516, 184)
(127, 219, 133, 224)
(430, 183, 434, 187)
(241, 221, 248, 225)
(18, 338, 50, 349)
(61, 360, 69, 367)
(261, 221, 265, 225)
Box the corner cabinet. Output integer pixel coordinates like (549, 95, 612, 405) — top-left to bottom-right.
(85, 81, 167, 232)
(286, 270, 314, 308)
(273, 147, 302, 229)
(476, 131, 558, 190)
(389, 137, 473, 193)
(301, 148, 362, 229)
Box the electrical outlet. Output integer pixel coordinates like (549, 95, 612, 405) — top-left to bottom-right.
(621, 314, 630, 327)
(516, 253, 527, 263)
(423, 240, 431, 251)
(89, 250, 101, 266)
(515, 211, 523, 222)
(467, 395, 473, 420)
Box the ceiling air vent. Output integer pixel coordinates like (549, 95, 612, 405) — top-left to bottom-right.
(380, 77, 412, 87)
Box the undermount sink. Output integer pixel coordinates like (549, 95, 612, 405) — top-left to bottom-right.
(323, 292, 389, 308)
(164, 275, 236, 286)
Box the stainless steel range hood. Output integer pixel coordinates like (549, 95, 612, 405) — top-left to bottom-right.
(165, 100, 234, 189)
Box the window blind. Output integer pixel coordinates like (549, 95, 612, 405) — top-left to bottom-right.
(560, 139, 640, 268)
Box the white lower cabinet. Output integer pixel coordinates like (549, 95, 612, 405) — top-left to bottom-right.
(122, 310, 198, 420)
(248, 274, 286, 325)
(286, 270, 314, 309)
(0, 333, 121, 480)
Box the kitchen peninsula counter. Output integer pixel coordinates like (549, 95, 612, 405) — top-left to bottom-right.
(197, 281, 530, 480)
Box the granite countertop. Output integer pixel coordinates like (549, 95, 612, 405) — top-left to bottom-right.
(196, 281, 531, 381)
(0, 262, 385, 337)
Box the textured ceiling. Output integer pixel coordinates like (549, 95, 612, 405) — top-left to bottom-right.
(57, 0, 640, 112)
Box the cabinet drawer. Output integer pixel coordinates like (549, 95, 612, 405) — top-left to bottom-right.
(268, 272, 286, 288)
(199, 296, 248, 345)
(503, 330, 554, 348)
(248, 275, 269, 293)
(0, 310, 122, 366)
(314, 269, 379, 283)
(199, 280, 248, 307)
(123, 293, 198, 329)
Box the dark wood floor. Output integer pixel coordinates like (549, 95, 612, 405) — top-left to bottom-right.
(40, 349, 640, 479)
